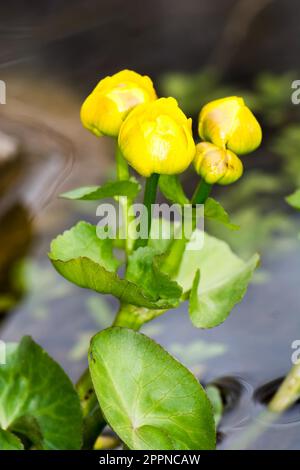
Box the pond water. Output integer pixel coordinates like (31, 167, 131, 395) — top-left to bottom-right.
(0, 106, 300, 450)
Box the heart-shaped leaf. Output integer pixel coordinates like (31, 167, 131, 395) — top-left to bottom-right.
(60, 180, 140, 201)
(178, 233, 259, 328)
(0, 337, 82, 450)
(204, 197, 239, 230)
(50, 222, 181, 309)
(89, 327, 216, 450)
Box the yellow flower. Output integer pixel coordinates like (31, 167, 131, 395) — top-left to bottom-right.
(194, 142, 243, 185)
(118, 97, 196, 177)
(198, 96, 262, 155)
(80, 70, 157, 137)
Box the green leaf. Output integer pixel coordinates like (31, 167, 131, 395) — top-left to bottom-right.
(89, 328, 216, 450)
(60, 180, 140, 201)
(179, 233, 259, 328)
(286, 189, 300, 210)
(50, 222, 180, 309)
(0, 429, 24, 450)
(159, 175, 189, 205)
(206, 385, 223, 427)
(50, 221, 120, 272)
(126, 247, 182, 304)
(0, 337, 82, 450)
(204, 197, 239, 230)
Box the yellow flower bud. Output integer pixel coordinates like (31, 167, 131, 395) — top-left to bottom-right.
(198, 96, 262, 155)
(118, 97, 196, 177)
(194, 142, 243, 185)
(80, 70, 157, 137)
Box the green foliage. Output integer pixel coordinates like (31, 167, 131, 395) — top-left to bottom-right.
(89, 327, 216, 450)
(206, 385, 223, 427)
(126, 247, 182, 305)
(0, 429, 24, 450)
(60, 180, 140, 201)
(0, 337, 82, 450)
(286, 189, 300, 210)
(204, 198, 239, 230)
(159, 175, 189, 205)
(159, 68, 236, 116)
(50, 222, 181, 309)
(174, 232, 259, 328)
(272, 125, 300, 187)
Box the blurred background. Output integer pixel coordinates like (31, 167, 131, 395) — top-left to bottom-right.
(1, 0, 300, 449)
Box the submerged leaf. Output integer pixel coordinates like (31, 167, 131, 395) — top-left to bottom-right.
(60, 180, 140, 201)
(0, 337, 82, 450)
(89, 327, 216, 450)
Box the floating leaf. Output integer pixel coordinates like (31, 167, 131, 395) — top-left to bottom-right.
(60, 180, 140, 201)
(159, 175, 189, 205)
(204, 197, 239, 230)
(286, 189, 300, 210)
(0, 337, 82, 450)
(89, 328, 215, 450)
(50, 222, 180, 309)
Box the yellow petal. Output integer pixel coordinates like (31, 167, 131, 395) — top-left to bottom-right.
(80, 70, 157, 137)
(118, 98, 196, 177)
(194, 142, 243, 185)
(198, 96, 262, 155)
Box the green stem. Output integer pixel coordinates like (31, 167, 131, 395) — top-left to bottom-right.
(191, 179, 212, 205)
(134, 173, 159, 250)
(76, 368, 106, 449)
(113, 303, 165, 330)
(269, 362, 300, 413)
(162, 180, 213, 277)
(115, 144, 133, 254)
(116, 144, 129, 181)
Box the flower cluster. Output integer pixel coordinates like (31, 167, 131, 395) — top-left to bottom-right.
(81, 70, 262, 185)
(195, 96, 262, 185)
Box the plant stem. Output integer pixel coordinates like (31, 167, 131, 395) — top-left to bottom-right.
(76, 368, 106, 449)
(269, 363, 300, 412)
(162, 180, 213, 277)
(191, 179, 212, 205)
(113, 303, 165, 330)
(134, 173, 159, 250)
(115, 144, 132, 253)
